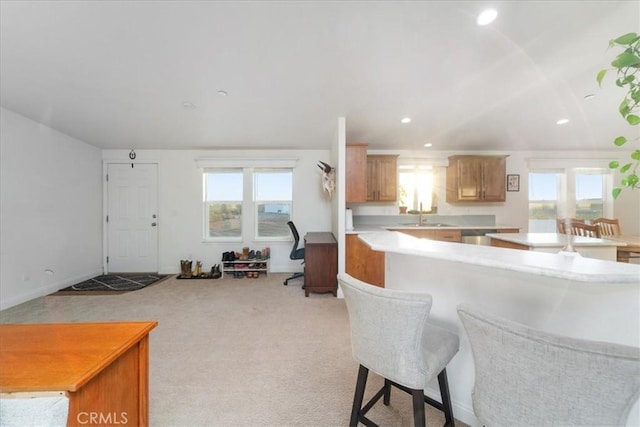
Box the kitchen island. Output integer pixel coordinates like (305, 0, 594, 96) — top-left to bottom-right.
(486, 232, 626, 261)
(354, 231, 640, 427)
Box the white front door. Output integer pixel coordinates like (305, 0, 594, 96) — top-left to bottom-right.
(107, 163, 159, 273)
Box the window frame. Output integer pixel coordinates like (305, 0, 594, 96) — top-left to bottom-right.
(202, 167, 294, 243)
(203, 168, 244, 242)
(253, 168, 293, 241)
(527, 166, 613, 232)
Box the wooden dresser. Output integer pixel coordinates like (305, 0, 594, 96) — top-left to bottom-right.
(0, 321, 157, 426)
(304, 232, 338, 297)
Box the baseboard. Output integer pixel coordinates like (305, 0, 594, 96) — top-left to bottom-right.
(424, 384, 479, 427)
(0, 269, 103, 311)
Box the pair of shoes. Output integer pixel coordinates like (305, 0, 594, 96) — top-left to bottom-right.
(246, 271, 259, 278)
(233, 271, 244, 279)
(248, 250, 255, 260)
(210, 264, 221, 279)
(222, 251, 236, 262)
(180, 260, 192, 277)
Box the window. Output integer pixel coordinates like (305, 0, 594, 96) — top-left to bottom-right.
(528, 167, 611, 232)
(528, 172, 561, 232)
(203, 168, 293, 241)
(254, 170, 292, 238)
(398, 165, 434, 211)
(204, 170, 243, 238)
(575, 171, 605, 221)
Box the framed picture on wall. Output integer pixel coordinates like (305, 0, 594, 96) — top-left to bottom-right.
(507, 174, 520, 192)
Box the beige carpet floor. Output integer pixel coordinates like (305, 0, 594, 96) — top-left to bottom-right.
(0, 273, 466, 427)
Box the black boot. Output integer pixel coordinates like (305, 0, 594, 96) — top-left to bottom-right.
(212, 264, 222, 279)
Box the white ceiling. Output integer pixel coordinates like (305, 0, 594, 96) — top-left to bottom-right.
(1, 1, 638, 152)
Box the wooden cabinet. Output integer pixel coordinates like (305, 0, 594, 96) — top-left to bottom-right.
(446, 155, 507, 203)
(346, 234, 385, 287)
(367, 155, 398, 202)
(490, 238, 528, 250)
(392, 228, 462, 243)
(496, 228, 519, 234)
(304, 232, 338, 297)
(0, 322, 157, 427)
(346, 144, 368, 203)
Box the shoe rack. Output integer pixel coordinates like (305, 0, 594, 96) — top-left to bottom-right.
(221, 247, 270, 279)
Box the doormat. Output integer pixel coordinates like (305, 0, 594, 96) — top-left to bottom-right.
(52, 274, 169, 295)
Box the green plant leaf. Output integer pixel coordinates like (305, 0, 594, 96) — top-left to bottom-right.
(620, 163, 633, 173)
(614, 33, 640, 45)
(613, 136, 627, 146)
(632, 88, 640, 102)
(612, 52, 640, 68)
(596, 69, 607, 86)
(631, 150, 640, 160)
(626, 114, 640, 125)
(619, 101, 630, 115)
(627, 174, 640, 187)
(612, 187, 622, 199)
(609, 160, 620, 169)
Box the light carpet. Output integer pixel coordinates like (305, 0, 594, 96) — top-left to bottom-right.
(0, 273, 466, 427)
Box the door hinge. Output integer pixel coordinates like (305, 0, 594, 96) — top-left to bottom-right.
(106, 174, 109, 182)
(106, 215, 109, 223)
(106, 256, 109, 263)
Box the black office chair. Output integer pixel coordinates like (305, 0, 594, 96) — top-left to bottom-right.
(284, 221, 305, 286)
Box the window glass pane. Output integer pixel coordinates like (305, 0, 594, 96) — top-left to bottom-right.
(207, 203, 242, 237)
(254, 171, 292, 238)
(204, 171, 243, 238)
(575, 173, 604, 221)
(255, 171, 292, 200)
(528, 173, 559, 232)
(206, 171, 243, 201)
(399, 167, 434, 211)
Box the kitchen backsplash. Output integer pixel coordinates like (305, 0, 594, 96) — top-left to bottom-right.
(352, 214, 496, 227)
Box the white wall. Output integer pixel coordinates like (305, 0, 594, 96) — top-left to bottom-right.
(348, 149, 640, 234)
(0, 108, 103, 310)
(101, 149, 333, 275)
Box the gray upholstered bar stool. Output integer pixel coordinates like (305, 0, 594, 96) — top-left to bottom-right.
(457, 304, 640, 427)
(339, 274, 459, 427)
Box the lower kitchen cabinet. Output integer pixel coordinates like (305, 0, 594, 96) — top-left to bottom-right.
(391, 228, 462, 243)
(345, 234, 385, 287)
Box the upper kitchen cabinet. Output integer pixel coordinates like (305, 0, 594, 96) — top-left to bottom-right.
(446, 155, 507, 203)
(346, 144, 368, 203)
(367, 155, 398, 202)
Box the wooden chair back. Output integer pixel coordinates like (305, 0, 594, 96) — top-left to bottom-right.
(557, 218, 584, 234)
(569, 222, 601, 238)
(592, 217, 621, 237)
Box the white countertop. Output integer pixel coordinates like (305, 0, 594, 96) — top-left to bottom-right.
(358, 231, 640, 283)
(346, 224, 519, 234)
(485, 232, 628, 247)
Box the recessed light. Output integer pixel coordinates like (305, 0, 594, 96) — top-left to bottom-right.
(556, 118, 569, 125)
(182, 102, 196, 109)
(217, 90, 228, 96)
(423, 143, 433, 148)
(477, 9, 498, 26)
(401, 117, 411, 124)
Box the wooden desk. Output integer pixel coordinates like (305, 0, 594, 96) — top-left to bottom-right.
(0, 321, 157, 426)
(606, 235, 640, 263)
(304, 232, 338, 297)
